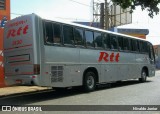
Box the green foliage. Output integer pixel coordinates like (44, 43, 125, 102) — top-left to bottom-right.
(111, 0, 160, 18)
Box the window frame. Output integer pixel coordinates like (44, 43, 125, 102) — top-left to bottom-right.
(94, 31, 103, 49)
(43, 21, 54, 45)
(117, 36, 124, 51)
(52, 23, 62, 45)
(43, 20, 152, 55)
(73, 27, 85, 47)
(43, 21, 62, 46)
(110, 34, 118, 50)
(62, 24, 75, 46)
(85, 30, 94, 48)
(102, 33, 111, 50)
(123, 37, 130, 51)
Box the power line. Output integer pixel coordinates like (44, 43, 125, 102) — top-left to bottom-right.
(68, 0, 92, 7)
(11, 13, 23, 16)
(11, 12, 91, 21)
(55, 16, 91, 21)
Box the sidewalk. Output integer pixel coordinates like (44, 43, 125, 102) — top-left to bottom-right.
(0, 86, 49, 97)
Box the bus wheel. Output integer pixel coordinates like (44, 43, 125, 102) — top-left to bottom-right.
(83, 71, 96, 92)
(139, 69, 147, 82)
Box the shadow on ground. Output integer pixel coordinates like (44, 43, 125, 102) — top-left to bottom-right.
(0, 80, 152, 105)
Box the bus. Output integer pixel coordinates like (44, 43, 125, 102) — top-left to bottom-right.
(3, 14, 155, 92)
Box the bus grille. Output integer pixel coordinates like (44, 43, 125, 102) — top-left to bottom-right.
(51, 66, 63, 82)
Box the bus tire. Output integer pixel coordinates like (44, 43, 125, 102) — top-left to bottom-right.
(139, 69, 147, 82)
(83, 71, 96, 92)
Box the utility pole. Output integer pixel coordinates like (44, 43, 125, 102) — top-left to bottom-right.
(100, 3, 104, 29)
(105, 0, 109, 30)
(93, 0, 110, 30)
(93, 0, 132, 30)
(93, 0, 101, 28)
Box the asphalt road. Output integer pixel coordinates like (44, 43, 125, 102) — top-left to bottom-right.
(1, 71, 160, 114)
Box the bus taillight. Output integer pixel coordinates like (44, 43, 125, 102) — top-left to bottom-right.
(34, 64, 40, 74)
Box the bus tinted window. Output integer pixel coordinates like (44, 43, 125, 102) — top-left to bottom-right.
(63, 25, 74, 45)
(44, 22, 61, 44)
(143, 42, 148, 52)
(140, 41, 148, 53)
(74, 28, 85, 46)
(103, 34, 111, 49)
(118, 36, 123, 50)
(85, 30, 94, 47)
(130, 39, 137, 51)
(123, 38, 129, 51)
(94, 32, 102, 48)
(136, 40, 140, 52)
(53, 23, 61, 43)
(110, 35, 118, 50)
(45, 22, 54, 43)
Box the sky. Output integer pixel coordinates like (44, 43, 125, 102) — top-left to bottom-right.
(11, 0, 160, 45)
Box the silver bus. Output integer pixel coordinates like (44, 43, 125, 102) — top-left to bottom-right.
(3, 14, 155, 92)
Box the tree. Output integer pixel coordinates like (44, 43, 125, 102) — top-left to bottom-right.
(111, 0, 160, 18)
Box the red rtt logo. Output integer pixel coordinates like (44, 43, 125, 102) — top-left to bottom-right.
(98, 52, 120, 62)
(7, 25, 29, 38)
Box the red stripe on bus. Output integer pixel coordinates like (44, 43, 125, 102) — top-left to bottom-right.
(4, 44, 32, 50)
(10, 62, 32, 66)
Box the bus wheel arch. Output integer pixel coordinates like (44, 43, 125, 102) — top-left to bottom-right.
(139, 66, 148, 82)
(82, 67, 99, 92)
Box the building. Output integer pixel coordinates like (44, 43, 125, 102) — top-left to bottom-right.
(0, 0, 10, 87)
(117, 28, 149, 39)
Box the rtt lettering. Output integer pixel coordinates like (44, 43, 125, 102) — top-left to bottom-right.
(98, 52, 120, 62)
(7, 25, 29, 38)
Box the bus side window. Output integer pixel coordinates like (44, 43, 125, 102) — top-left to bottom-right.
(123, 38, 129, 51)
(74, 27, 85, 46)
(130, 39, 137, 51)
(103, 33, 111, 49)
(144, 42, 148, 53)
(44, 22, 54, 44)
(140, 41, 148, 53)
(63, 25, 74, 45)
(136, 40, 140, 52)
(110, 35, 118, 50)
(118, 36, 123, 50)
(85, 30, 94, 48)
(53, 23, 61, 44)
(94, 32, 102, 48)
(139, 41, 143, 52)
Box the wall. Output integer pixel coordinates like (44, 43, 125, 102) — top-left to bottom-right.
(0, 0, 10, 87)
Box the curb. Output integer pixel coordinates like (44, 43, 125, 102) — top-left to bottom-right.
(0, 86, 52, 98)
